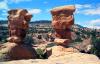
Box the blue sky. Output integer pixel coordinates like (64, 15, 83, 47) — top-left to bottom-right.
(0, 0, 100, 29)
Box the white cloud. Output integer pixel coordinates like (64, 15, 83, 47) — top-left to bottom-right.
(75, 4, 92, 14)
(0, 1, 9, 10)
(90, 19, 100, 24)
(75, 4, 91, 9)
(28, 9, 42, 14)
(75, 4, 100, 15)
(87, 19, 100, 29)
(82, 7, 100, 15)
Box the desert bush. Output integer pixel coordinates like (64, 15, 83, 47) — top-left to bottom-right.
(46, 43, 56, 48)
(74, 37, 82, 42)
(35, 48, 44, 59)
(91, 38, 100, 58)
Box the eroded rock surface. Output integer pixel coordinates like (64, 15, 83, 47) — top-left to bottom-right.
(51, 5, 75, 39)
(0, 43, 37, 61)
(2, 53, 100, 64)
(0, 9, 37, 61)
(7, 9, 32, 44)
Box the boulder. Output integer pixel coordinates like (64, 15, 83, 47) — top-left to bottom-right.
(46, 46, 79, 58)
(0, 43, 37, 61)
(54, 38, 71, 46)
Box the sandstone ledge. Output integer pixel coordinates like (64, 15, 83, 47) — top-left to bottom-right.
(1, 53, 100, 64)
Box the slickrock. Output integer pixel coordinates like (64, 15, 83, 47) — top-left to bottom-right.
(2, 53, 100, 64)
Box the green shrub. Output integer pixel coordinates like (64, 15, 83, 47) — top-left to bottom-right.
(46, 43, 56, 48)
(74, 37, 82, 42)
(35, 48, 44, 59)
(91, 38, 100, 58)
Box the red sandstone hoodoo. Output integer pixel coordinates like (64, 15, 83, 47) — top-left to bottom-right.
(51, 5, 75, 45)
(7, 9, 32, 44)
(46, 5, 79, 58)
(0, 9, 37, 61)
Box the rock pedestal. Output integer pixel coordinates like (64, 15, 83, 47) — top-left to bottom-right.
(0, 43, 37, 61)
(47, 5, 77, 58)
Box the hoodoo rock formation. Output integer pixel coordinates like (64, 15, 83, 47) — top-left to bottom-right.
(47, 5, 79, 58)
(0, 9, 37, 61)
(51, 5, 75, 40)
(50, 5, 76, 48)
(7, 9, 32, 44)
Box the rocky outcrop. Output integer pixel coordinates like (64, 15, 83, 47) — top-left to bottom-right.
(47, 46, 79, 58)
(0, 43, 37, 61)
(2, 53, 100, 64)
